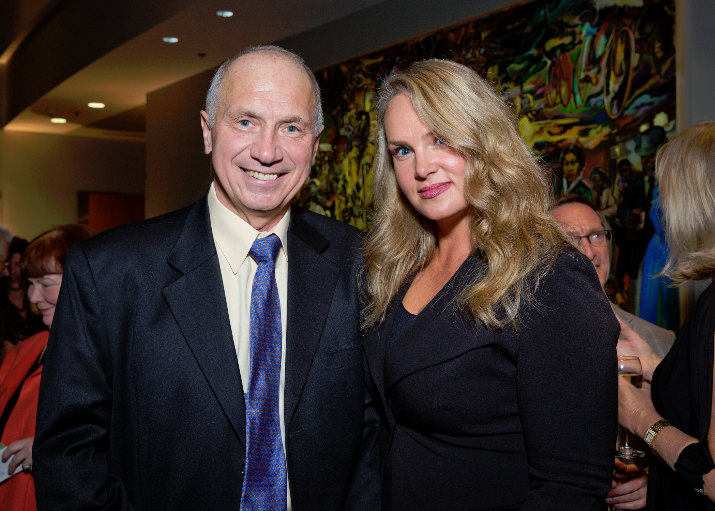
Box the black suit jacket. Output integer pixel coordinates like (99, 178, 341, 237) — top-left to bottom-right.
(363, 250, 618, 510)
(33, 196, 378, 510)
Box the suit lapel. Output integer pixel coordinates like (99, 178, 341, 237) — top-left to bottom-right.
(284, 209, 340, 428)
(162, 198, 246, 446)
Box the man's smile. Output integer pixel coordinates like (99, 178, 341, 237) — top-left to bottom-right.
(244, 169, 281, 181)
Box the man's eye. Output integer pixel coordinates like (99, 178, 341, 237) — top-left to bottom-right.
(286, 125, 298, 133)
(238, 120, 251, 127)
(591, 232, 603, 240)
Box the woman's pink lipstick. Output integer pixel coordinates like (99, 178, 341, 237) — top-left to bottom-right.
(418, 182, 450, 199)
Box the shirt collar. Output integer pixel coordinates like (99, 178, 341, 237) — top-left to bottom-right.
(207, 182, 290, 274)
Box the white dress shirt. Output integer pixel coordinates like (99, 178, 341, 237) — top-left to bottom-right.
(207, 182, 292, 509)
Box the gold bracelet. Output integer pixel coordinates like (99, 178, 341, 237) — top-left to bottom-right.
(644, 418, 671, 448)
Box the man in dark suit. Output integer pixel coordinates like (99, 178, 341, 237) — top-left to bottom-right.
(33, 46, 377, 511)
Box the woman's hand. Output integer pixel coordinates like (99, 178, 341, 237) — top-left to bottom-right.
(618, 377, 660, 439)
(606, 473, 647, 509)
(616, 316, 662, 382)
(1, 437, 34, 474)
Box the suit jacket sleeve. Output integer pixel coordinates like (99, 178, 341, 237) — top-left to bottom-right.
(516, 250, 619, 510)
(317, 232, 380, 511)
(341, 263, 380, 511)
(34, 244, 135, 511)
(341, 386, 381, 511)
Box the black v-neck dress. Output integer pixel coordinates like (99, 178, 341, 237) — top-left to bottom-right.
(363, 249, 619, 510)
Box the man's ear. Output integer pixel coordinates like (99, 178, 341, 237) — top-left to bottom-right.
(311, 126, 324, 165)
(200, 111, 212, 154)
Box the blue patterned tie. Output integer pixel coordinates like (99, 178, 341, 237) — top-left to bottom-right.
(240, 234, 287, 511)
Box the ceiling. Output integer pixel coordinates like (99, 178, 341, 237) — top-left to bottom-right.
(1, 0, 385, 141)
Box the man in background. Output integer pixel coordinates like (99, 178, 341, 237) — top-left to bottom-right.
(552, 194, 675, 357)
(551, 194, 676, 511)
(34, 46, 377, 511)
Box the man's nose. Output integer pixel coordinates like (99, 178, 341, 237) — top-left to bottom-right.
(579, 239, 596, 260)
(251, 129, 282, 165)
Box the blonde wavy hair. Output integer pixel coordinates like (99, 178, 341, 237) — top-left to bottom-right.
(362, 59, 566, 330)
(656, 121, 715, 284)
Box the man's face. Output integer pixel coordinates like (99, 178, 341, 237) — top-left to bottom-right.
(551, 203, 611, 287)
(200, 52, 321, 231)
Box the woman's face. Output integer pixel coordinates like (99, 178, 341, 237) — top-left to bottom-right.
(562, 152, 582, 183)
(28, 273, 63, 327)
(384, 94, 469, 227)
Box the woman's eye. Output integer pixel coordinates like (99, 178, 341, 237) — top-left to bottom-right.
(435, 138, 445, 145)
(393, 147, 411, 157)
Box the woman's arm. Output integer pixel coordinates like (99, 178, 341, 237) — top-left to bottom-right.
(618, 329, 715, 500)
(518, 252, 619, 510)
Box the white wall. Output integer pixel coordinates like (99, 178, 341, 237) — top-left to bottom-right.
(145, 70, 212, 219)
(0, 130, 144, 238)
(677, 0, 715, 128)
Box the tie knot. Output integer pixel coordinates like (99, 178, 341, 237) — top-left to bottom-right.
(250, 234, 282, 264)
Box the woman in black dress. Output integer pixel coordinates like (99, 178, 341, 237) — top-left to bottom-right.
(617, 121, 715, 509)
(361, 59, 619, 510)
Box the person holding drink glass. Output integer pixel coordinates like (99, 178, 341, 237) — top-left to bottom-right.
(361, 58, 619, 510)
(617, 121, 715, 509)
(549, 195, 678, 509)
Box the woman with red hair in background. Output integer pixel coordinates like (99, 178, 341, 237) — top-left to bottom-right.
(0, 224, 95, 511)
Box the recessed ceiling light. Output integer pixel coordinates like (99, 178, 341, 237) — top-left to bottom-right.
(88, 102, 105, 109)
(216, 10, 234, 17)
(50, 117, 67, 124)
(162, 36, 179, 44)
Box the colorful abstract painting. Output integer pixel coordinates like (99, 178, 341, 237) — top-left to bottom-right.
(297, 0, 676, 235)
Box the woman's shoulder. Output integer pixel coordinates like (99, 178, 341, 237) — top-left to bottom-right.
(547, 245, 598, 281)
(692, 281, 715, 327)
(528, 245, 612, 320)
